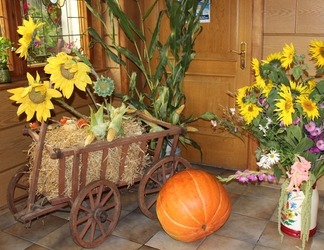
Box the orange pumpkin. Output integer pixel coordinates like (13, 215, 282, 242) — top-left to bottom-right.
(156, 169, 231, 242)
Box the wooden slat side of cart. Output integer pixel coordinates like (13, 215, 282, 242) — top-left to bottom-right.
(8, 111, 193, 248)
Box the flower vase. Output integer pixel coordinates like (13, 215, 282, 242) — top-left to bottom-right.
(280, 184, 319, 238)
(0, 63, 11, 83)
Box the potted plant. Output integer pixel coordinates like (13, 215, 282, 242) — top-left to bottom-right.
(85, 0, 214, 156)
(0, 36, 14, 83)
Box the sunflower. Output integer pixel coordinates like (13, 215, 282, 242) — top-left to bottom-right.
(289, 80, 309, 99)
(307, 79, 317, 91)
(236, 85, 251, 108)
(239, 103, 263, 124)
(296, 96, 319, 120)
(262, 52, 282, 68)
(15, 16, 45, 60)
(262, 80, 274, 97)
(280, 43, 295, 69)
(44, 52, 92, 98)
(274, 86, 295, 125)
(252, 58, 266, 88)
(309, 39, 324, 67)
(7, 72, 62, 122)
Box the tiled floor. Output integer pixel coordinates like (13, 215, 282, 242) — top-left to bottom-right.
(1, 164, 324, 250)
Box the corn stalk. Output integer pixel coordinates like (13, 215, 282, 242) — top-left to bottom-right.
(84, 0, 214, 155)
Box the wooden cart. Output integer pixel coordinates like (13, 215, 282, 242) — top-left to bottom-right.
(6, 111, 192, 248)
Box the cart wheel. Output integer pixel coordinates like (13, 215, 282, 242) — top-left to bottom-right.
(7, 165, 30, 214)
(70, 180, 121, 248)
(138, 156, 192, 219)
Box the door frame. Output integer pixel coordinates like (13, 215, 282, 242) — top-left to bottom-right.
(247, 0, 263, 170)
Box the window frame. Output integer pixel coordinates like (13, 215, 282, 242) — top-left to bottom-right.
(2, 0, 92, 82)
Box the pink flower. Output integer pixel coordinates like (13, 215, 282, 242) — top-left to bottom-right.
(286, 156, 311, 191)
(247, 174, 258, 181)
(311, 127, 322, 136)
(258, 173, 266, 181)
(316, 140, 324, 151)
(305, 121, 316, 132)
(267, 174, 275, 182)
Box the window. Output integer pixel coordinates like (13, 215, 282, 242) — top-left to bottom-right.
(0, 0, 89, 80)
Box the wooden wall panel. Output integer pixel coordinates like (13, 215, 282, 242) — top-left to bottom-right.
(297, 0, 324, 33)
(263, 0, 296, 33)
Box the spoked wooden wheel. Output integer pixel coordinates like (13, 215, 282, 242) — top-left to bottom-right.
(70, 180, 121, 248)
(138, 156, 192, 219)
(7, 165, 30, 215)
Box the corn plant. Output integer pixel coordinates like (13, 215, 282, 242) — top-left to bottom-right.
(84, 0, 214, 154)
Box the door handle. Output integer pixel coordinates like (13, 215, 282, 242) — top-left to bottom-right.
(230, 41, 246, 69)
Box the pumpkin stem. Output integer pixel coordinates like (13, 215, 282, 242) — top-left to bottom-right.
(202, 224, 207, 231)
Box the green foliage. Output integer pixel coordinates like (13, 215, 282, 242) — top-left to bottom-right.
(0, 37, 14, 64)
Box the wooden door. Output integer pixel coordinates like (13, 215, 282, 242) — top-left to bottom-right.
(178, 0, 255, 169)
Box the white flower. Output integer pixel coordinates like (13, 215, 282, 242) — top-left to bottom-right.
(265, 117, 272, 129)
(258, 124, 267, 135)
(230, 107, 236, 115)
(257, 152, 279, 169)
(267, 150, 280, 165)
(211, 120, 217, 129)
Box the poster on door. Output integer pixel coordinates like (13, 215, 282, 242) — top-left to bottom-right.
(198, 0, 210, 23)
(178, 0, 211, 23)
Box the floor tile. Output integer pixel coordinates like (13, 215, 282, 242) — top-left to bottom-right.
(35, 222, 81, 250)
(25, 244, 51, 250)
(4, 215, 68, 243)
(0, 231, 33, 250)
(231, 194, 278, 220)
(197, 233, 255, 250)
(84, 235, 142, 250)
(257, 221, 312, 250)
(145, 229, 202, 250)
(0, 210, 18, 230)
(242, 184, 281, 201)
(215, 213, 268, 244)
(112, 212, 161, 244)
(310, 231, 324, 250)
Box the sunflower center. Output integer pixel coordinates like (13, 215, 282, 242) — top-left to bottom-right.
(60, 65, 75, 80)
(284, 100, 292, 111)
(320, 47, 324, 57)
(29, 88, 46, 104)
(303, 100, 313, 111)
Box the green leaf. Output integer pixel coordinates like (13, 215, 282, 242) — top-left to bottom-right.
(286, 125, 302, 144)
(293, 137, 313, 154)
(292, 65, 302, 80)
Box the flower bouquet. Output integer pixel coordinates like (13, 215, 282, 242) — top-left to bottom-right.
(213, 41, 324, 249)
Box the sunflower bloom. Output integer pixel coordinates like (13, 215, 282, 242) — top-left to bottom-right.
(252, 58, 265, 88)
(239, 103, 262, 124)
(236, 85, 250, 108)
(262, 80, 274, 97)
(309, 39, 324, 67)
(15, 16, 45, 60)
(275, 86, 295, 125)
(289, 80, 308, 98)
(44, 52, 92, 98)
(297, 96, 319, 120)
(281, 43, 295, 69)
(7, 72, 62, 122)
(262, 52, 282, 68)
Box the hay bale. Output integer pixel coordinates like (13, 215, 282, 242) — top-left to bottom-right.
(28, 118, 151, 200)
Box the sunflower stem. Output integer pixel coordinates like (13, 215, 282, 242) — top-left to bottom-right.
(86, 85, 99, 111)
(54, 98, 89, 121)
